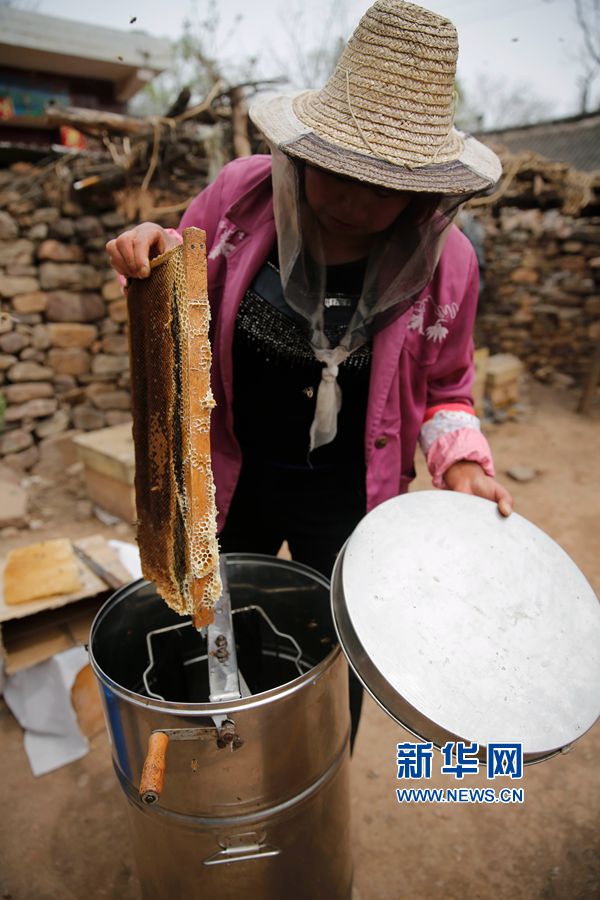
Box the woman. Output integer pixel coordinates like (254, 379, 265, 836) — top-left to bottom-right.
(107, 0, 513, 746)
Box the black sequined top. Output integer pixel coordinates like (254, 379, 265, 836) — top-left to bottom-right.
(232, 249, 371, 471)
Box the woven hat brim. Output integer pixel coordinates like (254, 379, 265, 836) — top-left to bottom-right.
(250, 92, 502, 195)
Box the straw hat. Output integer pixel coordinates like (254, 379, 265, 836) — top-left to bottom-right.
(250, 0, 501, 195)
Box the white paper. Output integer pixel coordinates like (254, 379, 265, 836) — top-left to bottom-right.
(108, 539, 142, 579)
(4, 646, 89, 776)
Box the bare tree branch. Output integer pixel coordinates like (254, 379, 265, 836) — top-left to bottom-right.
(575, 0, 600, 68)
(270, 0, 352, 90)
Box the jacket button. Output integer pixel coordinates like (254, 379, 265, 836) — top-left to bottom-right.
(374, 436, 388, 449)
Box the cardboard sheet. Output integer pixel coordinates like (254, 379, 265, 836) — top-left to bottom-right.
(0, 534, 131, 623)
(0, 535, 134, 675)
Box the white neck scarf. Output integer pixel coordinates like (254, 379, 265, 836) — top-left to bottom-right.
(309, 346, 351, 451)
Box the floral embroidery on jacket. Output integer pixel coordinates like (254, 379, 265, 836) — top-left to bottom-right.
(425, 320, 449, 343)
(408, 295, 458, 343)
(208, 222, 246, 260)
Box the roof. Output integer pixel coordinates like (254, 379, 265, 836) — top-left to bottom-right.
(0, 7, 171, 101)
(479, 112, 600, 174)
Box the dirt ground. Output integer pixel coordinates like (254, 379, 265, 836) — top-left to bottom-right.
(1, 379, 599, 900)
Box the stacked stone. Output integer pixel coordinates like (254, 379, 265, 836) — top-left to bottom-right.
(472, 187, 600, 388)
(0, 191, 136, 472)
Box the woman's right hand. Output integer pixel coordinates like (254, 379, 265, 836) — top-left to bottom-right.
(105, 222, 181, 279)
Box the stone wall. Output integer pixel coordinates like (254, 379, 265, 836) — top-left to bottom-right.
(2, 147, 599, 474)
(0, 102, 236, 473)
(470, 156, 600, 389)
(0, 195, 138, 472)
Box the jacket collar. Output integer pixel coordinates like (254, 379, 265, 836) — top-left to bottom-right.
(226, 164, 274, 234)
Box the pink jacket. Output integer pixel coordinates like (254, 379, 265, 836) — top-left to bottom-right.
(178, 155, 494, 530)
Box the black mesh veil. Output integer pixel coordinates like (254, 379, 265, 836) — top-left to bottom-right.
(269, 146, 478, 449)
(271, 147, 475, 355)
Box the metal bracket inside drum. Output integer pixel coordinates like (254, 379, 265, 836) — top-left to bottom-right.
(141, 558, 307, 720)
(207, 558, 245, 706)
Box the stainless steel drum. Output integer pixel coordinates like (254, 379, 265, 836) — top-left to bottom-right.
(90, 554, 352, 900)
(332, 491, 600, 763)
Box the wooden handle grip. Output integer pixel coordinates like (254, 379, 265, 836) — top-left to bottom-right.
(139, 732, 170, 805)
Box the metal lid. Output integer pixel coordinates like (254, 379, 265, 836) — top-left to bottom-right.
(331, 491, 600, 762)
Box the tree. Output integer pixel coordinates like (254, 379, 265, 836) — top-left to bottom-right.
(574, 0, 600, 112)
(129, 0, 260, 117)
(455, 73, 554, 131)
(269, 0, 353, 90)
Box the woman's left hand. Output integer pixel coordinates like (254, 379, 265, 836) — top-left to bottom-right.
(443, 460, 513, 517)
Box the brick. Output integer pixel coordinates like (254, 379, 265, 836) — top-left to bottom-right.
(0, 463, 20, 484)
(74, 216, 103, 239)
(31, 207, 60, 225)
(101, 333, 128, 354)
(53, 373, 78, 394)
(72, 405, 106, 430)
(0, 331, 28, 354)
(105, 410, 132, 426)
(0, 273, 40, 297)
(48, 219, 75, 240)
(108, 299, 128, 323)
(588, 322, 600, 340)
(7, 361, 54, 381)
(90, 389, 131, 410)
(101, 211, 127, 229)
(0, 239, 34, 266)
(487, 382, 520, 408)
(35, 408, 71, 439)
(47, 348, 92, 376)
(47, 323, 98, 348)
(102, 278, 123, 301)
(73, 422, 134, 484)
(100, 318, 119, 335)
(0, 210, 19, 239)
(7, 264, 38, 277)
(12, 291, 49, 314)
(62, 200, 83, 217)
(37, 240, 86, 263)
(0, 312, 13, 334)
(18, 348, 40, 362)
(3, 444, 39, 471)
(28, 223, 48, 241)
(472, 347, 489, 417)
(15, 312, 44, 325)
(31, 324, 51, 350)
(510, 268, 539, 285)
(82, 466, 136, 523)
(39, 262, 102, 291)
(5, 398, 58, 421)
(34, 429, 81, 473)
(91, 353, 129, 375)
(0, 354, 18, 370)
(485, 353, 523, 387)
(3, 381, 53, 403)
(0, 428, 33, 455)
(0, 479, 27, 527)
(46, 291, 105, 322)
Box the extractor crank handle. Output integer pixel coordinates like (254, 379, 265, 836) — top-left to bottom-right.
(139, 731, 170, 805)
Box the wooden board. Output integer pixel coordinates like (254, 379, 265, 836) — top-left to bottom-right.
(2, 597, 104, 675)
